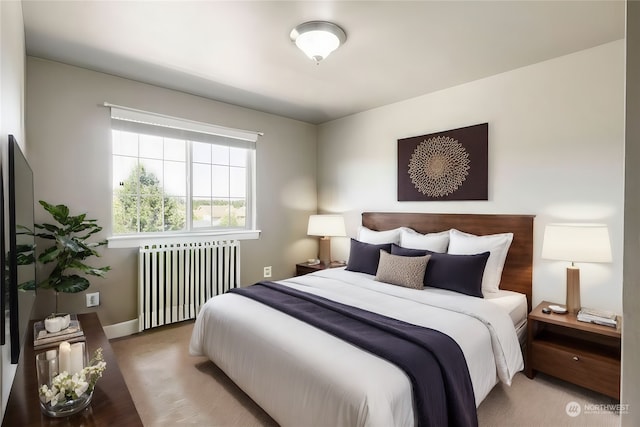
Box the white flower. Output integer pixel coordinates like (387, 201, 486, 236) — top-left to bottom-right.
(38, 347, 106, 407)
(74, 380, 89, 397)
(53, 389, 65, 407)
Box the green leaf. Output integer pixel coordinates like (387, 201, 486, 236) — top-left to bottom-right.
(35, 223, 63, 234)
(69, 260, 111, 277)
(34, 233, 56, 240)
(17, 253, 35, 265)
(77, 227, 103, 240)
(36, 277, 55, 290)
(18, 280, 36, 291)
(68, 223, 95, 234)
(58, 236, 84, 253)
(16, 243, 35, 253)
(70, 213, 87, 223)
(85, 240, 107, 249)
(40, 201, 70, 225)
(38, 246, 62, 263)
(16, 224, 34, 234)
(53, 275, 90, 293)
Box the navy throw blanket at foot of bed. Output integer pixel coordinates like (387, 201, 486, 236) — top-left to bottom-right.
(229, 281, 478, 427)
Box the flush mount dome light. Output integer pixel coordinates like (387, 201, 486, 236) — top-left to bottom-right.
(290, 21, 347, 64)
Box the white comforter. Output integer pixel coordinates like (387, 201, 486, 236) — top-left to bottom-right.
(189, 268, 524, 427)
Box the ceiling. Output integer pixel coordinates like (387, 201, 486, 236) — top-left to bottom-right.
(21, 1, 625, 125)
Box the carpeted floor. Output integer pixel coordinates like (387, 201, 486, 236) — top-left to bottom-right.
(111, 321, 621, 427)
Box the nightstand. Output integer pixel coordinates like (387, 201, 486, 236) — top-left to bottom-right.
(296, 261, 346, 276)
(526, 300, 621, 399)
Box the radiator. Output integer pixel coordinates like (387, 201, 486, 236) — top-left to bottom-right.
(138, 240, 240, 331)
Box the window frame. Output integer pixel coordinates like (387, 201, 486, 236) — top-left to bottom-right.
(105, 104, 261, 248)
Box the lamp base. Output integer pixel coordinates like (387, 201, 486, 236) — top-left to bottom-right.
(318, 237, 331, 266)
(566, 266, 581, 315)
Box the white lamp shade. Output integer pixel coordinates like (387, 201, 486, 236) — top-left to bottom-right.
(541, 223, 612, 263)
(307, 215, 346, 237)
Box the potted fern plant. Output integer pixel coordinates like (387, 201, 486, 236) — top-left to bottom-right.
(33, 201, 110, 315)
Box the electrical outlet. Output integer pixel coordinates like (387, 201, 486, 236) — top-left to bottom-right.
(86, 292, 100, 307)
(263, 266, 272, 278)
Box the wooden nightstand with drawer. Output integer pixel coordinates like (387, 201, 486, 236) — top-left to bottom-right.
(296, 261, 346, 276)
(526, 301, 621, 399)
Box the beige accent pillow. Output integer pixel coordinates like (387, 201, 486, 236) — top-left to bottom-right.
(375, 250, 430, 290)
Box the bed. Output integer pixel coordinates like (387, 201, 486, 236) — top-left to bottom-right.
(189, 212, 534, 427)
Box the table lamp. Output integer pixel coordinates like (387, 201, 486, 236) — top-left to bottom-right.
(307, 214, 346, 266)
(541, 223, 612, 314)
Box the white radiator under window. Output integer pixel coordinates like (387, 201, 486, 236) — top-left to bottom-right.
(138, 240, 240, 331)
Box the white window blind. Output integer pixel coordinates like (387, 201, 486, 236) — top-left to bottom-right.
(108, 104, 259, 147)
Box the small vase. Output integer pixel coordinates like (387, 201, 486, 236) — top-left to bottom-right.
(55, 313, 71, 330)
(35, 347, 93, 417)
(44, 313, 70, 333)
(40, 388, 93, 418)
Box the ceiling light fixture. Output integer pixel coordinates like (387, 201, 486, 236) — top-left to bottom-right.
(290, 21, 347, 64)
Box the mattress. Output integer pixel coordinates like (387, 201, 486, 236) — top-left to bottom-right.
(484, 288, 529, 343)
(190, 268, 524, 427)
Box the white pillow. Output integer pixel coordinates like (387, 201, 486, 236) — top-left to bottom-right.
(357, 226, 406, 244)
(399, 228, 449, 253)
(447, 228, 513, 293)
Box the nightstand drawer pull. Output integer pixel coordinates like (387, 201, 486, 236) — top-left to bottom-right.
(572, 356, 579, 361)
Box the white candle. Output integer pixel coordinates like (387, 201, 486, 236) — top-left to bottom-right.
(59, 341, 71, 374)
(45, 349, 57, 361)
(69, 342, 84, 375)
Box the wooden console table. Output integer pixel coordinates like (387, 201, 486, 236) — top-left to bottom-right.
(3, 313, 142, 426)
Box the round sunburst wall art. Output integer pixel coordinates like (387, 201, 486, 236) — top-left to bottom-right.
(408, 135, 470, 197)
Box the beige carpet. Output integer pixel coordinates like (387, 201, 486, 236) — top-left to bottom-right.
(111, 321, 621, 427)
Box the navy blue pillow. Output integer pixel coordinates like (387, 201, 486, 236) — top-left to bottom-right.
(346, 239, 392, 275)
(391, 244, 489, 298)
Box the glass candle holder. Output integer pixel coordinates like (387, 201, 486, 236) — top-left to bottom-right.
(35, 344, 92, 417)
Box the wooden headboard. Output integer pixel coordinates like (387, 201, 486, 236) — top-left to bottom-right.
(362, 212, 534, 311)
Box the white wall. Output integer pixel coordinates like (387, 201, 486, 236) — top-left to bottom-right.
(0, 1, 25, 151)
(26, 57, 318, 326)
(318, 40, 625, 313)
(0, 0, 26, 416)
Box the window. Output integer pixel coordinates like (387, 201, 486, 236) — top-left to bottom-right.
(108, 105, 259, 239)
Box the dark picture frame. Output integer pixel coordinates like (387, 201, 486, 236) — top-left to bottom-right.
(397, 123, 488, 201)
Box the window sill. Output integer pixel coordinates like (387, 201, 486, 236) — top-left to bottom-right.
(107, 230, 261, 249)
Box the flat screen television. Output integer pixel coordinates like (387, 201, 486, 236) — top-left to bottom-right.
(1, 158, 4, 346)
(7, 135, 36, 364)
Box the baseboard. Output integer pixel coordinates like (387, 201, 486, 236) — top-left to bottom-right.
(103, 319, 139, 339)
